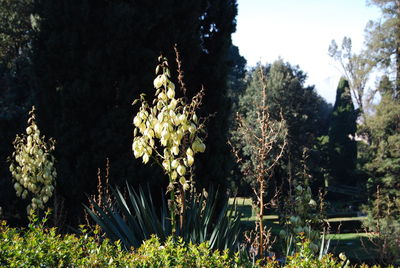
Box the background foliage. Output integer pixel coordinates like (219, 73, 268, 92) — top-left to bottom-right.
(1, 0, 239, 225)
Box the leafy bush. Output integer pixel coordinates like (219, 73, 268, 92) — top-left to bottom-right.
(1, 218, 391, 267)
(283, 237, 348, 268)
(362, 189, 400, 266)
(0, 219, 248, 267)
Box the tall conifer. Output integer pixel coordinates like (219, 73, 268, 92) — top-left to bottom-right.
(328, 78, 358, 185)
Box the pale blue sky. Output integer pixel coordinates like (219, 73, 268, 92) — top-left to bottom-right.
(232, 0, 381, 103)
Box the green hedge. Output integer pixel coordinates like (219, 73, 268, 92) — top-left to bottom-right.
(0, 220, 248, 267)
(1, 220, 389, 267)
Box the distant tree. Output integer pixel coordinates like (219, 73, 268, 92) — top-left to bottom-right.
(328, 78, 358, 185)
(266, 60, 330, 187)
(0, 0, 34, 69)
(328, 37, 373, 121)
(365, 0, 400, 95)
(363, 75, 400, 265)
(230, 63, 285, 193)
(365, 75, 400, 193)
(0, 0, 35, 109)
(231, 66, 287, 258)
(231, 60, 330, 191)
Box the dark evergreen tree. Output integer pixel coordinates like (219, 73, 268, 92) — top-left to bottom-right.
(31, 0, 238, 224)
(0, 0, 36, 224)
(225, 44, 247, 194)
(191, 0, 238, 192)
(328, 78, 358, 185)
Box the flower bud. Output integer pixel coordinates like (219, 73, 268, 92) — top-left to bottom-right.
(133, 116, 141, 128)
(178, 114, 186, 124)
(157, 112, 164, 122)
(139, 110, 148, 120)
(161, 129, 170, 139)
(14, 183, 21, 191)
(142, 153, 150, 164)
(144, 129, 154, 139)
(162, 160, 171, 171)
(192, 113, 198, 123)
(167, 88, 175, 99)
(171, 146, 179, 155)
(134, 149, 143, 158)
(186, 148, 194, 156)
(156, 101, 163, 110)
(153, 75, 163, 88)
(308, 199, 317, 208)
(194, 141, 206, 153)
(154, 122, 162, 136)
(161, 138, 168, 146)
(169, 109, 176, 118)
(168, 99, 178, 110)
(171, 159, 179, 169)
(187, 155, 194, 166)
(183, 182, 190, 191)
(158, 92, 167, 101)
(177, 165, 186, 176)
(188, 123, 197, 134)
(168, 81, 175, 91)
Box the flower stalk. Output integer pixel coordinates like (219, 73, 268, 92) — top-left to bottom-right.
(132, 56, 206, 233)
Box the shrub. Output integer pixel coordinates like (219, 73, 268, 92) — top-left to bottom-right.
(1, 218, 392, 267)
(0, 218, 248, 267)
(362, 187, 400, 266)
(283, 237, 348, 268)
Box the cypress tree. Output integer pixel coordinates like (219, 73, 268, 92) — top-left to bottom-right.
(328, 78, 358, 185)
(32, 0, 238, 224)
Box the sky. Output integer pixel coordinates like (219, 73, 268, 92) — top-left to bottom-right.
(232, 0, 381, 104)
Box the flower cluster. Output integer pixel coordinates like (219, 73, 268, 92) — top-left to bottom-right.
(8, 106, 56, 214)
(132, 57, 205, 191)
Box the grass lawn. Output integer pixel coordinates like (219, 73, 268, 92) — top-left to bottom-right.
(229, 197, 377, 263)
(328, 233, 377, 263)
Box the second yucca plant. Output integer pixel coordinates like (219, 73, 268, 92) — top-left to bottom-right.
(131, 55, 206, 233)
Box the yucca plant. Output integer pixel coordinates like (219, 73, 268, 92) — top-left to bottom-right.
(85, 184, 242, 251)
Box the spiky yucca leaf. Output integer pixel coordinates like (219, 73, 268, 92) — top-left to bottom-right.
(86, 184, 241, 251)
